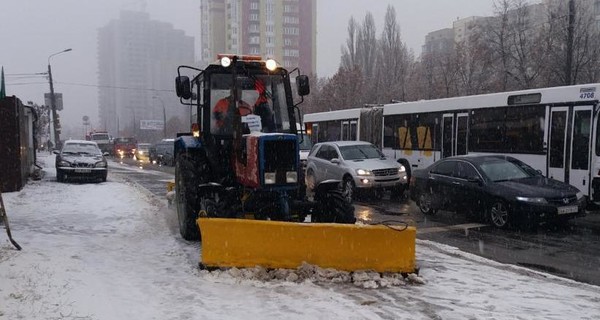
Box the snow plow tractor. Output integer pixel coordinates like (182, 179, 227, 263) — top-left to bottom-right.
(173, 54, 416, 273)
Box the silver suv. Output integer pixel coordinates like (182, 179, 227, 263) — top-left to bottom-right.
(305, 141, 407, 201)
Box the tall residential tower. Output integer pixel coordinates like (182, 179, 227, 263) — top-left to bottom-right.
(97, 11, 194, 139)
(200, 0, 316, 75)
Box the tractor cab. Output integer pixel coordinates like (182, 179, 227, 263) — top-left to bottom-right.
(176, 54, 309, 138)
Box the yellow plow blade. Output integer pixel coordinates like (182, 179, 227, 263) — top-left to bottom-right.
(197, 218, 416, 273)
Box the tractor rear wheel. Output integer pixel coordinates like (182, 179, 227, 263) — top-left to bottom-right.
(175, 153, 200, 241)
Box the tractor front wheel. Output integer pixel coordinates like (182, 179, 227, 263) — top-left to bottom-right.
(313, 189, 356, 224)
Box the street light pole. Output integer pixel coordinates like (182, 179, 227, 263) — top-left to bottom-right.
(153, 96, 167, 138)
(47, 48, 72, 148)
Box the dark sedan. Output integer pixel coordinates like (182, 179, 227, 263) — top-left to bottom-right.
(410, 155, 586, 229)
(54, 140, 108, 183)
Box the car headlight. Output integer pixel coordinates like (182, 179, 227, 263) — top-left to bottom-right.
(356, 169, 372, 176)
(286, 171, 297, 183)
(576, 191, 584, 200)
(265, 172, 276, 184)
(58, 160, 71, 167)
(95, 161, 107, 168)
(516, 196, 547, 204)
(398, 165, 406, 173)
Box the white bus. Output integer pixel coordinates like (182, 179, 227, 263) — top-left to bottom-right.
(382, 83, 600, 204)
(302, 84, 600, 203)
(303, 106, 383, 146)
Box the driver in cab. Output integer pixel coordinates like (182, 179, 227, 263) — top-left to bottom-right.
(212, 80, 275, 133)
(213, 87, 252, 130)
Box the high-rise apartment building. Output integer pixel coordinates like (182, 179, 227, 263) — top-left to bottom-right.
(200, 0, 316, 75)
(97, 11, 194, 138)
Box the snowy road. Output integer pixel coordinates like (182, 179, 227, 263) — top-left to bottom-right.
(1, 154, 600, 319)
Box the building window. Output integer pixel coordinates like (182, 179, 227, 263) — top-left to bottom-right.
(249, 13, 259, 21)
(283, 16, 299, 24)
(284, 49, 299, 57)
(249, 36, 260, 44)
(284, 27, 299, 35)
(250, 2, 258, 10)
(266, 2, 274, 14)
(284, 5, 298, 13)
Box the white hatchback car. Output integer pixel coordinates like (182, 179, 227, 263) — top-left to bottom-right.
(305, 141, 408, 201)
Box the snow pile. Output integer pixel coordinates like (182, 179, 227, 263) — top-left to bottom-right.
(203, 262, 425, 289)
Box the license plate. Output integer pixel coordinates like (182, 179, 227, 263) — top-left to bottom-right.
(74, 169, 91, 173)
(557, 205, 578, 215)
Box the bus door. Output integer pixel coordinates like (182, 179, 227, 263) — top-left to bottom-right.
(548, 107, 568, 182)
(312, 124, 319, 143)
(442, 113, 468, 158)
(340, 120, 357, 141)
(340, 120, 356, 141)
(442, 114, 454, 158)
(569, 106, 593, 194)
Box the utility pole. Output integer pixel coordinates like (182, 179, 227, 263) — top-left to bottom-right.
(566, 0, 575, 85)
(47, 48, 72, 148)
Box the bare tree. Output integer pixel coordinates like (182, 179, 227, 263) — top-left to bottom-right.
(340, 17, 359, 71)
(318, 65, 366, 111)
(543, 0, 600, 85)
(481, 0, 513, 90)
(455, 31, 495, 95)
(357, 12, 378, 80)
(374, 5, 412, 103)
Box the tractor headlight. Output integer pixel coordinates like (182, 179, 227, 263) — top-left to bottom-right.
(265, 172, 276, 184)
(286, 171, 298, 183)
(221, 56, 231, 67)
(356, 169, 372, 176)
(95, 161, 107, 168)
(266, 59, 277, 71)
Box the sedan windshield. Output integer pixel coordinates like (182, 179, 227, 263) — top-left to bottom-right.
(62, 143, 102, 156)
(339, 144, 382, 160)
(479, 159, 532, 182)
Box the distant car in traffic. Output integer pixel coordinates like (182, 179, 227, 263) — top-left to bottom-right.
(54, 140, 108, 183)
(410, 155, 586, 229)
(113, 137, 137, 159)
(150, 139, 175, 166)
(305, 141, 408, 201)
(134, 143, 152, 162)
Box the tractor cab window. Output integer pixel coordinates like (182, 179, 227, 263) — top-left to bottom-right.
(210, 74, 291, 135)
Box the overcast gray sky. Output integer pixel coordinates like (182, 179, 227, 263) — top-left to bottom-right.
(0, 0, 497, 134)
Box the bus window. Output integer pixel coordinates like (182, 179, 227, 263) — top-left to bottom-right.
(417, 126, 433, 157)
(398, 127, 412, 149)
